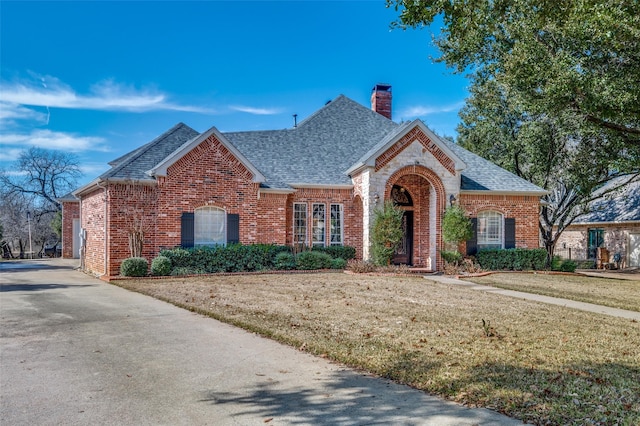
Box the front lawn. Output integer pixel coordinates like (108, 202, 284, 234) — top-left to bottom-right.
(464, 273, 640, 312)
(115, 273, 640, 425)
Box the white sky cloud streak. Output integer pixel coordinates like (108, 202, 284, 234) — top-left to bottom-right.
(0, 75, 215, 114)
(399, 101, 465, 117)
(230, 105, 282, 115)
(0, 129, 109, 153)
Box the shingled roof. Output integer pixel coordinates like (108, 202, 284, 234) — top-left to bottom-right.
(574, 176, 640, 223)
(81, 94, 546, 194)
(100, 122, 199, 181)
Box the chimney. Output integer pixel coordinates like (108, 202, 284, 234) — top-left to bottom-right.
(371, 83, 392, 120)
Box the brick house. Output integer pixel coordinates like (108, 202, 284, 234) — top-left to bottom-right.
(61, 84, 546, 278)
(555, 177, 640, 268)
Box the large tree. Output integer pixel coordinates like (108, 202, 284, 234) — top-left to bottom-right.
(387, 0, 640, 153)
(457, 78, 637, 263)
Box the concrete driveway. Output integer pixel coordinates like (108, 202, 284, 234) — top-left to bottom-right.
(0, 259, 522, 425)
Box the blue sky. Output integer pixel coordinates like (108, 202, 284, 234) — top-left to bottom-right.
(1, 1, 469, 186)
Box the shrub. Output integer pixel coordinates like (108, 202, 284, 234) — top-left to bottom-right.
(370, 201, 404, 266)
(274, 252, 297, 270)
(559, 259, 577, 272)
(170, 266, 205, 276)
(150, 255, 172, 276)
(120, 257, 148, 277)
(160, 248, 192, 269)
(311, 245, 356, 260)
(440, 250, 463, 265)
(476, 248, 547, 271)
(296, 251, 333, 270)
(330, 257, 347, 270)
(442, 205, 473, 246)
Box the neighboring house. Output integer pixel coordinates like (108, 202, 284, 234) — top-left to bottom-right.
(556, 177, 640, 268)
(61, 84, 547, 278)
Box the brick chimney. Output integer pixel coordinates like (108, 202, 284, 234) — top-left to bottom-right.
(371, 83, 392, 120)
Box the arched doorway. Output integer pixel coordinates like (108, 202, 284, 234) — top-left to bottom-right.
(391, 185, 413, 265)
(384, 165, 447, 270)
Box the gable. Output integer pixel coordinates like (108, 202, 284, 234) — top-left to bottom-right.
(347, 120, 465, 176)
(149, 126, 265, 183)
(374, 125, 459, 174)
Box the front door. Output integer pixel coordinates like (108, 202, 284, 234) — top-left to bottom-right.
(393, 211, 413, 265)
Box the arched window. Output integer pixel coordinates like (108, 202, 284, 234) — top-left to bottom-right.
(477, 211, 503, 250)
(194, 206, 226, 246)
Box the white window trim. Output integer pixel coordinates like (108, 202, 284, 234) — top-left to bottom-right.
(330, 204, 344, 246)
(293, 202, 308, 246)
(477, 211, 504, 250)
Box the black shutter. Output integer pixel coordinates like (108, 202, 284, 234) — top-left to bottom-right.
(181, 212, 194, 248)
(505, 218, 516, 249)
(227, 213, 240, 244)
(467, 218, 478, 255)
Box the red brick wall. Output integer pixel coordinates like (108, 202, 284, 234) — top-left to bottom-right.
(81, 188, 106, 276)
(459, 193, 540, 251)
(155, 133, 261, 251)
(106, 183, 159, 276)
(61, 201, 79, 258)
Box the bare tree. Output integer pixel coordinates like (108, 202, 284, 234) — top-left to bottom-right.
(0, 148, 82, 257)
(0, 147, 82, 214)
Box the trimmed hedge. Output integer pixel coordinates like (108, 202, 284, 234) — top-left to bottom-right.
(311, 245, 356, 260)
(476, 248, 547, 271)
(120, 257, 149, 277)
(159, 244, 355, 275)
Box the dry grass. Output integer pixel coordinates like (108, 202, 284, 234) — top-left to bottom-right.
(116, 272, 640, 425)
(464, 273, 640, 312)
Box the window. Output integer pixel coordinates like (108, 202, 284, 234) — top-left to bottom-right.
(477, 211, 503, 250)
(330, 204, 343, 246)
(312, 203, 326, 246)
(194, 206, 226, 246)
(293, 203, 307, 246)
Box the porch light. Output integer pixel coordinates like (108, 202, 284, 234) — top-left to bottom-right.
(449, 194, 456, 206)
(373, 193, 380, 205)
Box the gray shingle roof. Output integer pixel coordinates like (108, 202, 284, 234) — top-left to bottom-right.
(100, 122, 199, 181)
(88, 95, 546, 195)
(223, 95, 399, 188)
(442, 140, 547, 193)
(574, 176, 640, 223)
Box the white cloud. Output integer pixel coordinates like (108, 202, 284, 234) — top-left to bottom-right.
(399, 101, 465, 117)
(0, 74, 215, 114)
(0, 147, 23, 162)
(230, 105, 282, 115)
(0, 101, 49, 125)
(0, 129, 108, 152)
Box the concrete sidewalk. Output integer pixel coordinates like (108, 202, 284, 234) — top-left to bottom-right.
(426, 274, 640, 321)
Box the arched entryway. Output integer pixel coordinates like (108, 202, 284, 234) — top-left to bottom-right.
(390, 184, 414, 265)
(385, 166, 446, 270)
